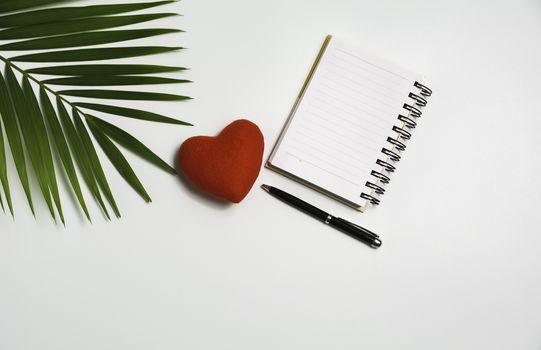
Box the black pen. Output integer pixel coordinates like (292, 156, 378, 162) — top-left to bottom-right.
(261, 184, 382, 248)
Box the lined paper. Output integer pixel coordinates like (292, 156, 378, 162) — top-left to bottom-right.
(270, 37, 422, 207)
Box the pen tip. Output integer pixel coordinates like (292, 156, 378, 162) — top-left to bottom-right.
(371, 238, 382, 249)
(261, 184, 270, 192)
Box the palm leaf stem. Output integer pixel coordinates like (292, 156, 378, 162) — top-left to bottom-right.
(0, 55, 84, 117)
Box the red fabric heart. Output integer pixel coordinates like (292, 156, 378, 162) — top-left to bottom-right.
(178, 119, 264, 203)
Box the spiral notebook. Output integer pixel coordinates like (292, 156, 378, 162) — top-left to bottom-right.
(266, 35, 432, 211)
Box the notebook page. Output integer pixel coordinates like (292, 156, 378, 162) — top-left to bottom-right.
(271, 37, 422, 206)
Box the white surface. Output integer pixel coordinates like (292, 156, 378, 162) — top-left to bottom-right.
(1, 0, 541, 349)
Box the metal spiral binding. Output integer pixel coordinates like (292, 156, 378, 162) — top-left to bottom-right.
(398, 115, 417, 129)
(403, 103, 422, 118)
(393, 125, 411, 140)
(414, 81, 432, 96)
(360, 81, 432, 206)
(382, 148, 401, 161)
(371, 170, 390, 184)
(366, 182, 385, 195)
(387, 137, 406, 151)
(361, 193, 380, 205)
(376, 159, 395, 172)
(408, 92, 427, 107)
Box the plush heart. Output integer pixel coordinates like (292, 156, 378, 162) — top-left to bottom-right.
(178, 119, 264, 203)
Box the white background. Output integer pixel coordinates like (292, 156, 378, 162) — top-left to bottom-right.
(1, 0, 541, 349)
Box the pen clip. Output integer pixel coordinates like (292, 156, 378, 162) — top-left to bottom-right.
(335, 217, 379, 238)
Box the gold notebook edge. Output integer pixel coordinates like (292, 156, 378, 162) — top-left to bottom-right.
(265, 162, 365, 212)
(265, 34, 367, 212)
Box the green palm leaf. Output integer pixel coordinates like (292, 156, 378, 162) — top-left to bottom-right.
(56, 98, 110, 220)
(5, 66, 57, 222)
(87, 121, 152, 203)
(0, 70, 34, 216)
(28, 64, 187, 76)
(12, 46, 182, 62)
(86, 115, 176, 175)
(40, 88, 90, 221)
(0, 1, 176, 27)
(0, 14, 178, 40)
(0, 0, 190, 223)
(73, 108, 121, 218)
(60, 90, 191, 101)
(0, 29, 181, 51)
(22, 76, 65, 224)
(0, 121, 5, 212)
(44, 76, 191, 86)
(0, 114, 13, 215)
(0, 0, 69, 14)
(0, 183, 4, 212)
(75, 102, 191, 125)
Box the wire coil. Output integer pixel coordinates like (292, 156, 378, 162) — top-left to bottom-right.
(366, 182, 385, 195)
(360, 81, 432, 206)
(414, 81, 432, 96)
(398, 114, 417, 129)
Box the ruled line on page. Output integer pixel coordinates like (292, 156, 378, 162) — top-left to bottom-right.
(285, 151, 362, 186)
(328, 52, 412, 92)
(289, 134, 372, 171)
(312, 89, 392, 124)
(315, 65, 405, 115)
(315, 80, 396, 114)
(334, 47, 412, 82)
(299, 116, 378, 153)
(303, 108, 383, 147)
(319, 77, 398, 110)
(286, 145, 362, 180)
(294, 130, 372, 166)
(310, 96, 389, 132)
(325, 59, 408, 97)
(321, 64, 407, 102)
